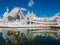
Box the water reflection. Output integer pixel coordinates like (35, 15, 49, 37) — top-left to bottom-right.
(0, 28, 60, 45)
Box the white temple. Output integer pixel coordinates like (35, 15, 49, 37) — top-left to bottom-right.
(0, 7, 60, 39)
(0, 7, 60, 27)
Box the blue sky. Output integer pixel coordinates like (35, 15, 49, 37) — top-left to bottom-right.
(0, 0, 60, 17)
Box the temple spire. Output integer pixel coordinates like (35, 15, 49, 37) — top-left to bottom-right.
(27, 9, 30, 15)
(31, 11, 34, 15)
(6, 7, 9, 13)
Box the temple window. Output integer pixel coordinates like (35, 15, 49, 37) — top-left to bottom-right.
(27, 21, 30, 24)
(27, 17, 29, 20)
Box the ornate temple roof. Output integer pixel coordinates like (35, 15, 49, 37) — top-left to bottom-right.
(0, 7, 60, 26)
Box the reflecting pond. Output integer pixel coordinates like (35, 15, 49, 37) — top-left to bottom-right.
(0, 28, 60, 45)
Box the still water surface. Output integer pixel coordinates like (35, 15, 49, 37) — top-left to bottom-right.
(0, 28, 60, 45)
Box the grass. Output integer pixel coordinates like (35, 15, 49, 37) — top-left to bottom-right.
(0, 26, 60, 29)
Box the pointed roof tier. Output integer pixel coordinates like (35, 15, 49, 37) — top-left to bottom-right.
(3, 7, 9, 18)
(26, 10, 37, 20)
(54, 12, 60, 19)
(3, 7, 25, 22)
(31, 11, 36, 19)
(26, 10, 31, 18)
(9, 7, 21, 17)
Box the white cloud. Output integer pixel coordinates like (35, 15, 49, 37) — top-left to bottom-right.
(21, 8, 27, 11)
(28, 0, 34, 7)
